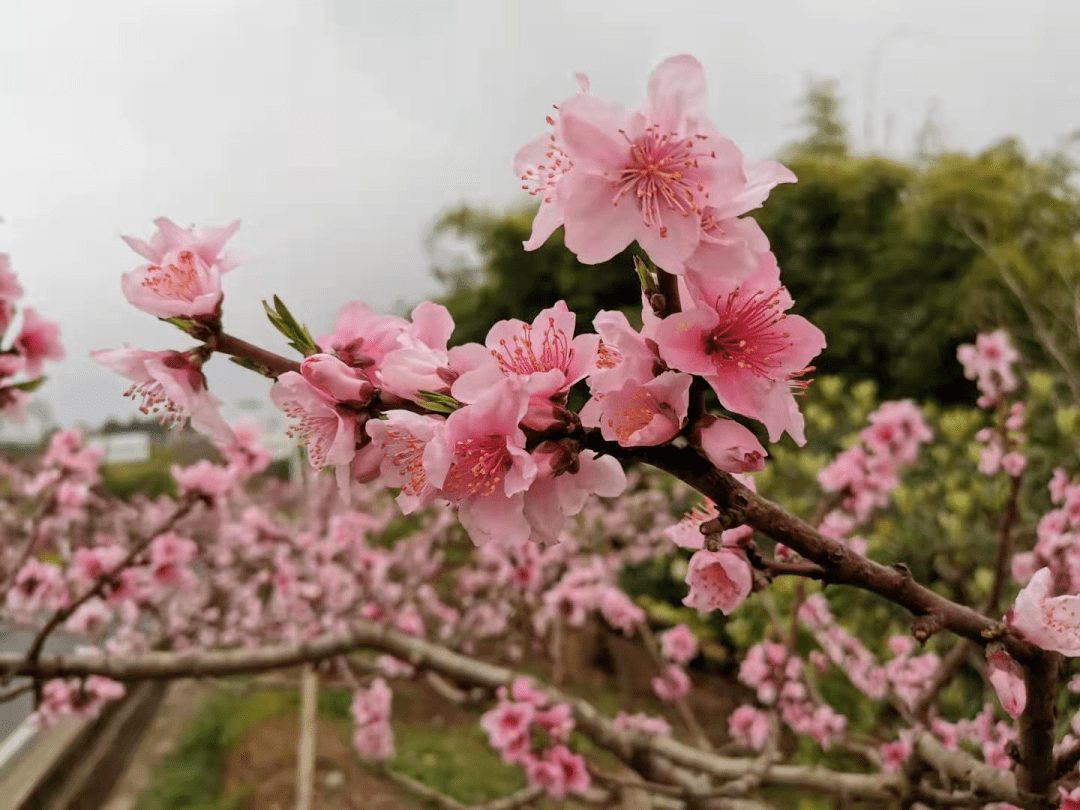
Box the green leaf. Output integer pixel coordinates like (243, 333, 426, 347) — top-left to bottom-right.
(9, 376, 46, 392)
(262, 296, 318, 356)
(414, 390, 463, 414)
(229, 356, 276, 379)
(633, 255, 658, 295)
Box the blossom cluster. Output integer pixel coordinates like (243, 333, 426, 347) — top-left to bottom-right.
(816, 398, 933, 533)
(480, 678, 589, 799)
(0, 254, 64, 420)
(735, 639, 847, 749)
(351, 677, 394, 761)
(90, 55, 827, 562)
(958, 330, 1027, 477)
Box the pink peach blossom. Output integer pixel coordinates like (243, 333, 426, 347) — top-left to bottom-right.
(533, 55, 748, 271)
(481, 700, 535, 752)
(660, 624, 698, 665)
(729, 704, 771, 751)
(693, 414, 767, 473)
(524, 446, 626, 543)
(545, 745, 590, 797)
(586, 309, 661, 394)
(172, 460, 236, 498)
(653, 259, 824, 444)
(120, 217, 239, 319)
(0, 253, 23, 301)
(215, 420, 272, 477)
(580, 371, 691, 446)
(683, 548, 752, 614)
(1061, 786, 1080, 810)
(91, 347, 233, 444)
(300, 353, 375, 405)
(424, 379, 537, 546)
(652, 664, 691, 702)
(986, 649, 1026, 718)
(14, 308, 64, 377)
(271, 371, 359, 487)
(1008, 567, 1080, 655)
(452, 301, 598, 429)
(319, 301, 407, 382)
(514, 73, 589, 251)
(365, 411, 443, 513)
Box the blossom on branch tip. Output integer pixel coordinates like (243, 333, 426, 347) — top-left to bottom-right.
(300, 353, 375, 405)
(524, 55, 750, 271)
(986, 649, 1026, 718)
(92, 347, 233, 444)
(120, 217, 239, 320)
(319, 301, 408, 382)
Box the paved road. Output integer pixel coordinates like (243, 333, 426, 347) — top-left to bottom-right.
(0, 628, 78, 776)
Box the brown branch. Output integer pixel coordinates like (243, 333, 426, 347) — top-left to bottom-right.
(24, 495, 199, 676)
(1015, 650, 1060, 796)
(984, 472, 1023, 615)
(381, 768, 544, 810)
(211, 332, 302, 378)
(593, 439, 1040, 664)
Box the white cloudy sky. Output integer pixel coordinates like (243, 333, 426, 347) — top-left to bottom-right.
(2, 0, 1078, 438)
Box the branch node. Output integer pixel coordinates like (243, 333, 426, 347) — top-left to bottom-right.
(912, 613, 945, 643)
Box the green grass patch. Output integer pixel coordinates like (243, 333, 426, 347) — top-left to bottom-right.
(133, 688, 293, 810)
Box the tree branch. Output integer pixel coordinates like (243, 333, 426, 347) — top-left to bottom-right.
(0, 620, 1038, 807)
(211, 332, 302, 378)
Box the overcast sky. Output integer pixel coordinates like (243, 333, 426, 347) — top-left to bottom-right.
(2, 0, 1079, 438)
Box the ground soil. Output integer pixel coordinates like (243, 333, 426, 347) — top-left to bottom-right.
(221, 713, 425, 810)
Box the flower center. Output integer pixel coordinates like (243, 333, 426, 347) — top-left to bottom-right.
(442, 435, 511, 500)
(124, 380, 184, 427)
(613, 127, 712, 237)
(142, 251, 202, 301)
(386, 428, 428, 496)
(606, 391, 666, 443)
(281, 405, 338, 469)
(704, 287, 791, 379)
(519, 121, 573, 204)
(595, 340, 620, 370)
(493, 318, 572, 376)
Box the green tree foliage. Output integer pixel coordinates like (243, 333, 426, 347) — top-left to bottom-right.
(427, 207, 644, 347)
(429, 81, 1080, 403)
